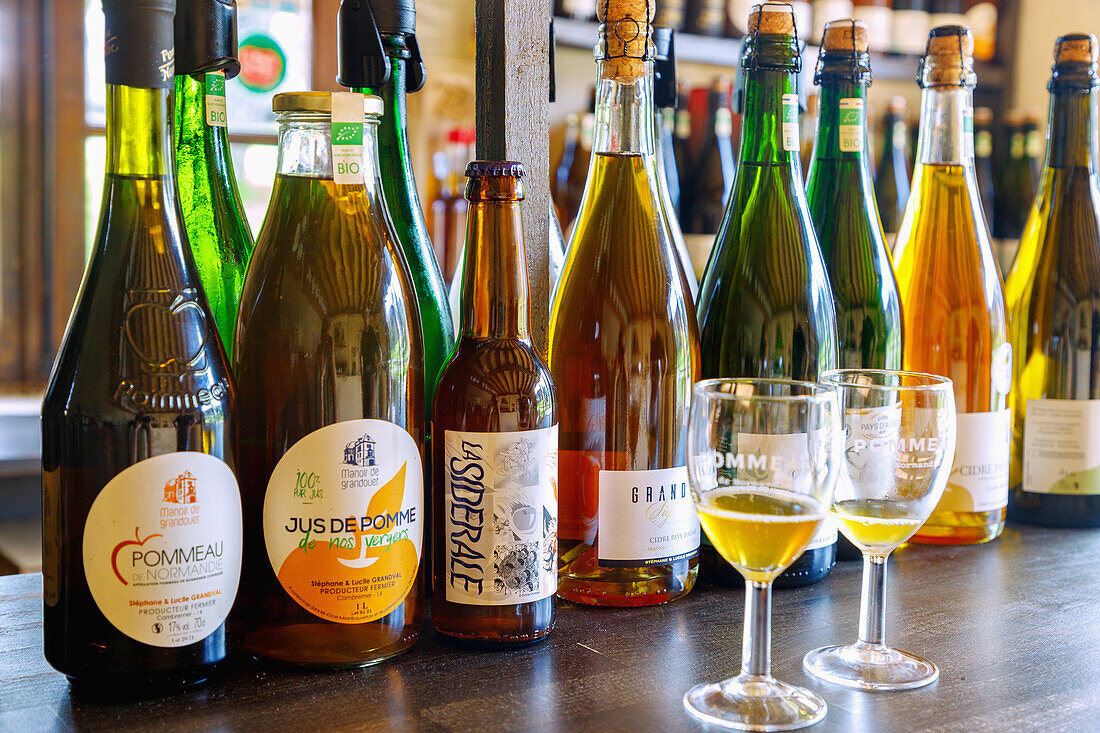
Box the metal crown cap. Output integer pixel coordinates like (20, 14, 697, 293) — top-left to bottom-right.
(466, 161, 525, 178)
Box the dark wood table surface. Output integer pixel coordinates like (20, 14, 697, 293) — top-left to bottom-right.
(3, 525, 1100, 732)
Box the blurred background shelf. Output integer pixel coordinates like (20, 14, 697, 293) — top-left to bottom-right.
(553, 16, 1010, 88)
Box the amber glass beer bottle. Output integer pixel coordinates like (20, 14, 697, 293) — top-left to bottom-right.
(432, 162, 558, 645)
(235, 92, 425, 666)
(42, 0, 242, 693)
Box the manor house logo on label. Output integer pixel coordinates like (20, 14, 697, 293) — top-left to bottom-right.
(162, 471, 197, 504)
(343, 433, 376, 467)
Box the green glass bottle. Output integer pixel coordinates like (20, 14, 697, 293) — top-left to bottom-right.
(696, 5, 839, 588)
(173, 0, 255, 359)
(807, 20, 904, 561)
(338, 0, 454, 410)
(873, 96, 911, 244)
(1007, 34, 1100, 527)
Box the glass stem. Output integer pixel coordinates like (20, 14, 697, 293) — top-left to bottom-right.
(741, 580, 772, 678)
(858, 554, 888, 647)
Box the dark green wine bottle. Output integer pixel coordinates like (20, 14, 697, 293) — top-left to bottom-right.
(807, 20, 904, 561)
(338, 0, 454, 410)
(873, 96, 911, 242)
(696, 5, 839, 588)
(43, 0, 241, 693)
(173, 0, 255, 360)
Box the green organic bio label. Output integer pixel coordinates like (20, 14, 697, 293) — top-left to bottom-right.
(976, 130, 993, 158)
(205, 70, 227, 128)
(838, 98, 864, 153)
(331, 92, 364, 185)
(781, 93, 799, 152)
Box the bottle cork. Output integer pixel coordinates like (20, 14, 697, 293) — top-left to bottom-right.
(596, 0, 654, 81)
(888, 95, 907, 116)
(746, 2, 796, 37)
(821, 19, 869, 54)
(974, 106, 993, 126)
(1005, 108, 1025, 127)
(1054, 33, 1099, 67)
(920, 25, 975, 88)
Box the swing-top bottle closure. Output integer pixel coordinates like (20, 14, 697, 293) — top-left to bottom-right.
(918, 25, 976, 89)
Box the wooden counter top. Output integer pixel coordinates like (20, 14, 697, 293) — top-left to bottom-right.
(3, 525, 1100, 731)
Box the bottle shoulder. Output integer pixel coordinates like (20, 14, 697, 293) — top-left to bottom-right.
(434, 339, 557, 429)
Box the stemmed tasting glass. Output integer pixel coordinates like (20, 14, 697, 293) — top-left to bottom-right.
(684, 378, 842, 731)
(803, 369, 956, 691)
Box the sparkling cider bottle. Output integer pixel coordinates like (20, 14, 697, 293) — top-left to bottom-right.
(551, 0, 701, 607)
(696, 3, 839, 587)
(894, 26, 1010, 544)
(1007, 34, 1100, 527)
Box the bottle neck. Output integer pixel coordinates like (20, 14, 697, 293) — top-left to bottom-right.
(275, 113, 380, 188)
(814, 79, 869, 164)
(915, 85, 974, 167)
(360, 37, 420, 202)
(173, 72, 230, 169)
(107, 84, 173, 177)
(592, 58, 657, 156)
(460, 181, 530, 341)
(739, 67, 801, 170)
(1046, 88, 1098, 171)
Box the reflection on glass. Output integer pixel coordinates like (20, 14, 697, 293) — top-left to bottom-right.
(684, 378, 841, 731)
(803, 369, 956, 691)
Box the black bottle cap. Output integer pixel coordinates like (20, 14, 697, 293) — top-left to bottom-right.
(466, 161, 525, 178)
(102, 0, 177, 89)
(174, 0, 241, 78)
(336, 0, 391, 88)
(369, 0, 416, 36)
(653, 27, 677, 109)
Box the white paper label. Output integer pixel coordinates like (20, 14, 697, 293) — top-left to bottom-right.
(443, 426, 558, 606)
(205, 70, 227, 128)
(781, 93, 800, 152)
(263, 419, 423, 624)
(1024, 399, 1100, 495)
(838, 98, 864, 153)
(82, 452, 242, 648)
(939, 409, 1010, 513)
(597, 466, 699, 567)
(331, 91, 364, 185)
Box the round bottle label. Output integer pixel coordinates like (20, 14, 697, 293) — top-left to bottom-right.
(82, 452, 242, 648)
(263, 419, 423, 624)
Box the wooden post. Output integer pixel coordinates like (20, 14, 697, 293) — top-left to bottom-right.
(473, 0, 551, 356)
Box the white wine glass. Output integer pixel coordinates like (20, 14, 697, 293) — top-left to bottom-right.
(684, 378, 842, 731)
(803, 369, 956, 691)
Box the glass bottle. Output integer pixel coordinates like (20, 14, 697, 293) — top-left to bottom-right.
(235, 92, 425, 667)
(432, 162, 558, 645)
(687, 78, 736, 235)
(807, 20, 904, 561)
(974, 106, 996, 221)
(874, 96, 912, 243)
(551, 0, 701, 607)
(338, 0, 455, 416)
(42, 0, 241, 693)
(696, 3, 839, 588)
(1007, 34, 1100, 527)
(894, 26, 1010, 545)
(995, 109, 1041, 272)
(554, 113, 581, 224)
(654, 27, 699, 301)
(172, 0, 254, 360)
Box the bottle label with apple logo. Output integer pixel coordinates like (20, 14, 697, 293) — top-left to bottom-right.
(263, 419, 423, 623)
(443, 426, 558, 606)
(82, 452, 242, 648)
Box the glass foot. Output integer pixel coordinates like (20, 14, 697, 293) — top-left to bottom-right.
(683, 674, 827, 731)
(803, 641, 938, 691)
